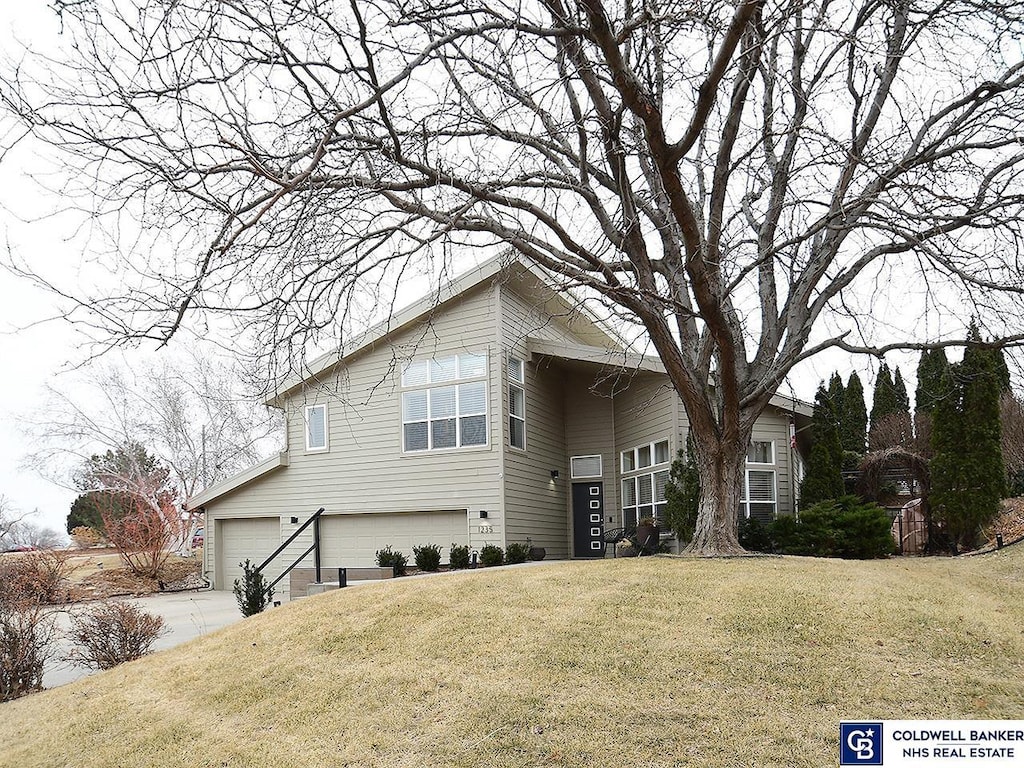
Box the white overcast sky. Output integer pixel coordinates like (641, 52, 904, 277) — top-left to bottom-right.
(0, 5, 937, 538)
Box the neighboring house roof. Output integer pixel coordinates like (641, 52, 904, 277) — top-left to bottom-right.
(266, 253, 625, 407)
(185, 451, 288, 511)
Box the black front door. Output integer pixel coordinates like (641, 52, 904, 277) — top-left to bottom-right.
(572, 481, 605, 558)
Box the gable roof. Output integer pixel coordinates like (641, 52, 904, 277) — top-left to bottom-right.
(185, 451, 288, 511)
(267, 253, 625, 406)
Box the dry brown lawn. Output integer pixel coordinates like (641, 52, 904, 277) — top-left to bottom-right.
(2, 548, 1023, 767)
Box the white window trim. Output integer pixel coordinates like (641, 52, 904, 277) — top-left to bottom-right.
(304, 404, 329, 453)
(620, 468, 670, 529)
(746, 439, 775, 465)
(740, 468, 777, 520)
(508, 356, 526, 451)
(620, 438, 671, 473)
(401, 352, 489, 453)
(619, 438, 671, 529)
(570, 455, 603, 479)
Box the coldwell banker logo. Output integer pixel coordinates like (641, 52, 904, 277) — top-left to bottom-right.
(840, 722, 883, 765)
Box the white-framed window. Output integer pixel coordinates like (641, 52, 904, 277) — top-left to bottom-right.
(620, 439, 670, 528)
(401, 352, 488, 452)
(621, 439, 670, 473)
(741, 469, 776, 522)
(747, 440, 774, 465)
(304, 404, 328, 452)
(508, 356, 526, 450)
(571, 455, 603, 479)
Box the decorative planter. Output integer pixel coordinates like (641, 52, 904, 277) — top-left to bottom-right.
(635, 524, 660, 551)
(529, 546, 547, 561)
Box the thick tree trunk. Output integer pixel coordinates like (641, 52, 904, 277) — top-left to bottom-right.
(682, 432, 749, 556)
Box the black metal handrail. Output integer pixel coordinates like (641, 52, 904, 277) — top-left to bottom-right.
(257, 507, 324, 595)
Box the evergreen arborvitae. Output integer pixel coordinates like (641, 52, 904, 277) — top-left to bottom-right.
(800, 385, 844, 508)
(930, 325, 1005, 550)
(993, 344, 1012, 392)
(842, 372, 868, 456)
(891, 366, 914, 446)
(915, 348, 951, 458)
(664, 434, 700, 543)
(869, 363, 912, 449)
(868, 363, 895, 450)
(827, 372, 845, 417)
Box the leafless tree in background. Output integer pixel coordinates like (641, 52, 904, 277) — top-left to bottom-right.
(3, 0, 1024, 553)
(24, 353, 283, 500)
(0, 496, 27, 548)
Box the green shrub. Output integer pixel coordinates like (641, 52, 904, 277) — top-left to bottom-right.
(412, 544, 442, 572)
(449, 543, 471, 570)
(770, 496, 894, 559)
(479, 544, 504, 567)
(768, 515, 800, 553)
(233, 559, 273, 617)
(504, 542, 530, 564)
(67, 600, 166, 670)
(738, 517, 773, 553)
(375, 545, 408, 576)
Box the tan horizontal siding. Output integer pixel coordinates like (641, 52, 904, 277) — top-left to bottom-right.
(562, 370, 617, 536)
(500, 292, 570, 558)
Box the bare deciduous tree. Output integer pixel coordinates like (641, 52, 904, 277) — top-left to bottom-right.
(3, 0, 1024, 553)
(24, 353, 282, 501)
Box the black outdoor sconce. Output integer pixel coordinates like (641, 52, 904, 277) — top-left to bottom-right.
(550, 469, 559, 479)
(290, 516, 299, 524)
(479, 510, 488, 519)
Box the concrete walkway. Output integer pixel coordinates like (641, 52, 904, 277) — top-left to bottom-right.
(44, 590, 243, 689)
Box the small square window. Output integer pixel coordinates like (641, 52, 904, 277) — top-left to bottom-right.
(747, 441, 774, 464)
(637, 445, 652, 469)
(621, 450, 635, 473)
(654, 440, 670, 464)
(459, 352, 487, 379)
(508, 356, 524, 384)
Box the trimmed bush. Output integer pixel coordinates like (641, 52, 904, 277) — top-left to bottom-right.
(233, 559, 273, 617)
(771, 496, 894, 559)
(412, 544, 442, 572)
(449, 544, 471, 570)
(479, 544, 504, 567)
(67, 600, 166, 670)
(504, 542, 530, 564)
(375, 545, 408, 576)
(738, 517, 773, 553)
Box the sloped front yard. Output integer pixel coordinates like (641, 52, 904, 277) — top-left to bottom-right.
(1, 549, 1023, 767)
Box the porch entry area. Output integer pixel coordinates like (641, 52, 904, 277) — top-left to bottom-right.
(572, 481, 605, 558)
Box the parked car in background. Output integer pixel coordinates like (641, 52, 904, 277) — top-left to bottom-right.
(1, 544, 39, 554)
(191, 528, 204, 549)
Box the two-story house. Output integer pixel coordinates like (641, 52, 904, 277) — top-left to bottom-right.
(187, 255, 811, 598)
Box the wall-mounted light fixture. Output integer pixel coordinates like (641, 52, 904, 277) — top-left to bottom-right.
(550, 469, 560, 479)
(479, 510, 488, 519)
(290, 516, 299, 524)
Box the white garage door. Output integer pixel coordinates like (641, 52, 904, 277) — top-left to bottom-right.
(217, 517, 281, 590)
(320, 511, 469, 568)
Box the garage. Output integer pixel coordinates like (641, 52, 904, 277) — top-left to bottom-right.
(216, 517, 281, 589)
(320, 511, 469, 567)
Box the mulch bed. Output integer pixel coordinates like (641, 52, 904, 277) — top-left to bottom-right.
(67, 557, 204, 601)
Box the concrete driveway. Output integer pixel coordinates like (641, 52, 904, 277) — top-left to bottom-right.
(44, 590, 243, 689)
